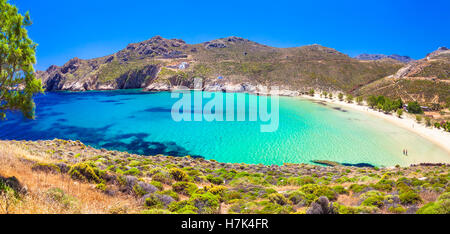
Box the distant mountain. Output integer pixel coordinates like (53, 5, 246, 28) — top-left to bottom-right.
(354, 54, 414, 63)
(36, 36, 403, 94)
(356, 47, 450, 105)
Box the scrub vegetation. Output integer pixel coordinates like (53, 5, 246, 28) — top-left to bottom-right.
(1, 139, 448, 214)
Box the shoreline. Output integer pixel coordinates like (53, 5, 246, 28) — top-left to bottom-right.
(299, 94, 450, 157)
(44, 88, 450, 157)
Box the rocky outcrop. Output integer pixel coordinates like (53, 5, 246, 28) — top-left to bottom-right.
(143, 82, 171, 91)
(114, 65, 159, 89)
(393, 46, 450, 79)
(119, 35, 188, 59)
(40, 60, 159, 91)
(39, 57, 99, 91)
(426, 46, 450, 60)
(204, 42, 227, 49)
(142, 79, 301, 96)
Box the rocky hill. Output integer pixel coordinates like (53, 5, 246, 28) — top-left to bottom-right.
(36, 36, 403, 94)
(356, 47, 450, 105)
(36, 36, 449, 105)
(354, 54, 414, 63)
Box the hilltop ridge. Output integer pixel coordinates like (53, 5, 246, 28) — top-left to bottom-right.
(36, 36, 449, 105)
(36, 36, 403, 95)
(357, 46, 450, 105)
(354, 54, 414, 63)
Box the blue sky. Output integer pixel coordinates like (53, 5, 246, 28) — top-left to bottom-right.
(11, 0, 450, 70)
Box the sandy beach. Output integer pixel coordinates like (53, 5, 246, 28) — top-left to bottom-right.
(300, 94, 450, 161)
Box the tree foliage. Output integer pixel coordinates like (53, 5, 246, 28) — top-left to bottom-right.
(367, 95, 403, 113)
(346, 94, 353, 103)
(356, 96, 363, 105)
(0, 0, 43, 120)
(407, 101, 423, 114)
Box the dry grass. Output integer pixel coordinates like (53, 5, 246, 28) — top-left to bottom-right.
(0, 143, 141, 214)
(419, 190, 441, 204)
(336, 193, 359, 207)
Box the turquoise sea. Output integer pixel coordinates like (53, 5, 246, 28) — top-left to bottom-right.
(0, 90, 448, 167)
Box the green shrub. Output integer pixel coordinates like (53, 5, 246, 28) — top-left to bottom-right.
(332, 185, 348, 195)
(144, 194, 164, 208)
(170, 168, 189, 181)
(223, 191, 242, 202)
(438, 192, 450, 201)
(388, 206, 406, 214)
(142, 209, 173, 214)
(346, 94, 354, 103)
(0, 180, 20, 207)
(415, 115, 422, 123)
(268, 193, 289, 206)
(176, 205, 199, 214)
(152, 172, 172, 184)
(95, 183, 107, 192)
(417, 192, 450, 214)
(396, 182, 411, 193)
(337, 204, 379, 214)
(417, 202, 450, 214)
(168, 200, 190, 212)
(189, 192, 220, 214)
(399, 190, 422, 205)
(205, 185, 227, 196)
(396, 109, 403, 117)
(172, 182, 198, 195)
(133, 183, 148, 197)
(258, 203, 293, 214)
(407, 101, 424, 114)
(286, 191, 304, 205)
(349, 184, 368, 194)
(124, 167, 141, 176)
(68, 163, 102, 183)
(150, 181, 163, 191)
(299, 184, 337, 205)
(156, 190, 179, 201)
(356, 96, 363, 105)
(360, 191, 385, 208)
(206, 175, 224, 185)
(417, 201, 449, 214)
(373, 178, 394, 191)
(298, 176, 315, 185)
(46, 188, 79, 209)
(425, 116, 432, 127)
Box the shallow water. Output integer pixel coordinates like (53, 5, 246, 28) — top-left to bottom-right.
(0, 90, 448, 167)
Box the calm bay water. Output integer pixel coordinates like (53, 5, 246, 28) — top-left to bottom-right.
(0, 90, 448, 167)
